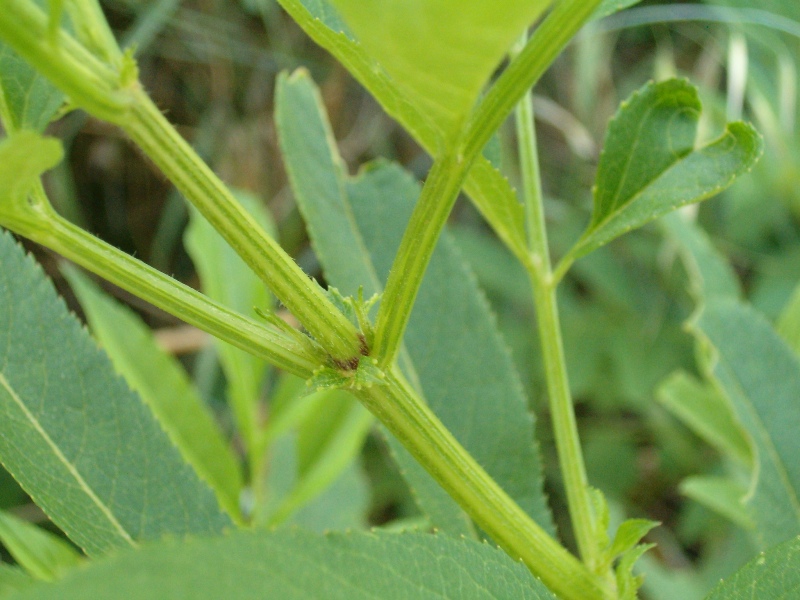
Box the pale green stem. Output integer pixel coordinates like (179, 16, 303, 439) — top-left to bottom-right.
(0, 3, 363, 364)
(462, 0, 604, 161)
(5, 184, 324, 379)
(372, 0, 603, 367)
(0, 0, 131, 123)
(358, 369, 613, 600)
(123, 91, 363, 363)
(513, 37, 600, 569)
(372, 152, 465, 365)
(64, 0, 123, 63)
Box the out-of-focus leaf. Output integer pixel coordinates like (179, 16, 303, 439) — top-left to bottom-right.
(327, 0, 551, 141)
(661, 212, 741, 303)
(258, 427, 370, 532)
(265, 390, 372, 528)
(275, 71, 554, 537)
(657, 371, 752, 466)
(562, 79, 762, 268)
(591, 0, 643, 20)
(0, 44, 63, 133)
(692, 300, 800, 547)
(0, 230, 231, 556)
(0, 565, 32, 596)
(0, 133, 62, 222)
(705, 535, 800, 599)
(277, 0, 529, 261)
(4, 529, 558, 600)
(63, 267, 244, 523)
(680, 476, 754, 530)
(185, 191, 273, 451)
(777, 280, 800, 357)
(0, 512, 81, 581)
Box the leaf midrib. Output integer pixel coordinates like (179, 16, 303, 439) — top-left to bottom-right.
(0, 371, 137, 549)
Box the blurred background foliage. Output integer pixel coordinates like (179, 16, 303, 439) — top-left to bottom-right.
(3, 1, 800, 598)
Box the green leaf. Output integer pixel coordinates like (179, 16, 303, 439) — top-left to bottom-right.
(328, 0, 551, 141)
(657, 371, 752, 466)
(0, 230, 231, 556)
(0, 565, 32, 596)
(275, 70, 554, 537)
(0, 132, 62, 221)
(62, 266, 244, 523)
(562, 79, 762, 267)
(277, 0, 529, 260)
(0, 512, 81, 581)
(0, 43, 64, 133)
(608, 519, 659, 563)
(691, 300, 800, 547)
(4, 529, 558, 600)
(776, 281, 800, 358)
(704, 535, 800, 599)
(265, 390, 373, 527)
(660, 212, 741, 303)
(184, 191, 273, 451)
(680, 476, 755, 530)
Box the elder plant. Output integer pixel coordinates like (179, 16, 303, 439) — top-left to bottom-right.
(0, 0, 797, 599)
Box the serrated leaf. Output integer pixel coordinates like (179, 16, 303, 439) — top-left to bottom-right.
(184, 191, 273, 452)
(62, 267, 244, 523)
(563, 79, 762, 266)
(0, 230, 231, 555)
(616, 543, 655, 600)
(704, 535, 800, 599)
(0, 512, 81, 581)
(608, 519, 659, 563)
(680, 476, 755, 530)
(328, 0, 551, 141)
(275, 71, 554, 537)
(691, 300, 800, 547)
(4, 529, 558, 600)
(0, 44, 64, 133)
(657, 371, 752, 466)
(277, 0, 529, 260)
(660, 212, 741, 303)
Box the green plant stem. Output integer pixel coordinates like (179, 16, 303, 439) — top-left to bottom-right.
(513, 38, 600, 571)
(358, 369, 613, 600)
(0, 0, 131, 123)
(372, 152, 465, 365)
(372, 0, 602, 367)
(64, 0, 123, 63)
(5, 184, 324, 378)
(463, 0, 604, 161)
(123, 91, 363, 364)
